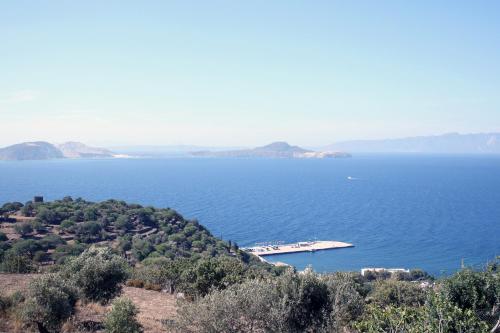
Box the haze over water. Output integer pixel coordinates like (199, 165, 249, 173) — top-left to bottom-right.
(1, 154, 499, 276)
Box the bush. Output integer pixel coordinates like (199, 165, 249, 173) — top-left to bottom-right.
(0, 251, 34, 273)
(33, 250, 49, 263)
(131, 238, 154, 261)
(144, 282, 162, 291)
(52, 243, 87, 264)
(354, 304, 427, 333)
(369, 280, 427, 307)
(14, 222, 33, 236)
(39, 234, 65, 250)
(20, 274, 77, 333)
(10, 239, 42, 257)
(323, 272, 365, 330)
(115, 215, 133, 231)
(0, 291, 24, 314)
(0, 232, 7, 241)
(30, 220, 46, 233)
(1, 202, 23, 213)
(179, 256, 247, 296)
(36, 207, 60, 225)
(0, 293, 12, 313)
(175, 278, 289, 333)
(104, 297, 142, 333)
(276, 269, 332, 331)
(126, 279, 144, 288)
(60, 219, 75, 230)
(75, 221, 106, 243)
(439, 268, 500, 328)
(60, 246, 129, 303)
(175, 269, 334, 333)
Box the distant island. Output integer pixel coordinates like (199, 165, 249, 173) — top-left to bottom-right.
(325, 132, 500, 154)
(0, 141, 121, 160)
(191, 141, 351, 159)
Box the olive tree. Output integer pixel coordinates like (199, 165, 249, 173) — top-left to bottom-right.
(104, 297, 142, 333)
(322, 272, 365, 331)
(174, 278, 289, 333)
(60, 246, 129, 303)
(21, 274, 77, 333)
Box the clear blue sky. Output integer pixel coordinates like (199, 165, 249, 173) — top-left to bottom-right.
(1, 1, 500, 147)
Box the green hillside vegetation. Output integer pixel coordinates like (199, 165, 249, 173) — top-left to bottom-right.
(0, 198, 498, 333)
(0, 198, 281, 296)
(0, 197, 252, 264)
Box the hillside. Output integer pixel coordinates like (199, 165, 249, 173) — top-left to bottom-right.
(191, 141, 350, 158)
(0, 198, 498, 333)
(0, 197, 241, 265)
(57, 142, 114, 158)
(0, 141, 64, 160)
(0, 141, 117, 160)
(325, 132, 500, 154)
(0, 197, 278, 332)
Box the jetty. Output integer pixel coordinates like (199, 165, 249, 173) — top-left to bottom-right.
(243, 240, 353, 257)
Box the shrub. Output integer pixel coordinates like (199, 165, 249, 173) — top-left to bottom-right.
(143, 282, 162, 291)
(439, 268, 500, 328)
(60, 219, 75, 230)
(75, 221, 106, 243)
(10, 239, 42, 258)
(179, 256, 247, 296)
(126, 279, 144, 288)
(39, 234, 65, 250)
(323, 272, 365, 330)
(354, 304, 427, 333)
(115, 215, 133, 231)
(14, 222, 33, 236)
(425, 292, 490, 333)
(0, 251, 34, 273)
(0, 293, 11, 313)
(52, 243, 87, 264)
(0, 291, 24, 314)
(175, 278, 289, 333)
(0, 232, 7, 241)
(175, 269, 335, 333)
(276, 269, 332, 331)
(60, 246, 129, 303)
(83, 207, 99, 221)
(131, 238, 154, 261)
(33, 250, 49, 263)
(20, 274, 77, 333)
(36, 207, 60, 225)
(104, 297, 142, 333)
(1, 202, 23, 213)
(30, 220, 46, 233)
(369, 280, 427, 307)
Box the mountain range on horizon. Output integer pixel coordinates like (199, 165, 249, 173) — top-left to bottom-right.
(191, 141, 351, 159)
(1, 132, 500, 160)
(0, 141, 116, 160)
(324, 132, 500, 154)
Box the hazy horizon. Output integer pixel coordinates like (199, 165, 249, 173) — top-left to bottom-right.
(2, 1, 500, 147)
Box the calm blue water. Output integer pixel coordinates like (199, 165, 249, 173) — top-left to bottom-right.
(1, 155, 499, 276)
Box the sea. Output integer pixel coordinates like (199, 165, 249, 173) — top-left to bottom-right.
(1, 154, 499, 276)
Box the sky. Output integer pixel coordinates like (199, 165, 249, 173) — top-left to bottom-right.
(1, 1, 500, 147)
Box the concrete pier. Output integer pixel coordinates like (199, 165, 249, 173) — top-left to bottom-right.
(244, 240, 353, 256)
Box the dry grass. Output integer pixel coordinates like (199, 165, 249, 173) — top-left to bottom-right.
(122, 286, 177, 333)
(0, 274, 177, 332)
(0, 273, 38, 295)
